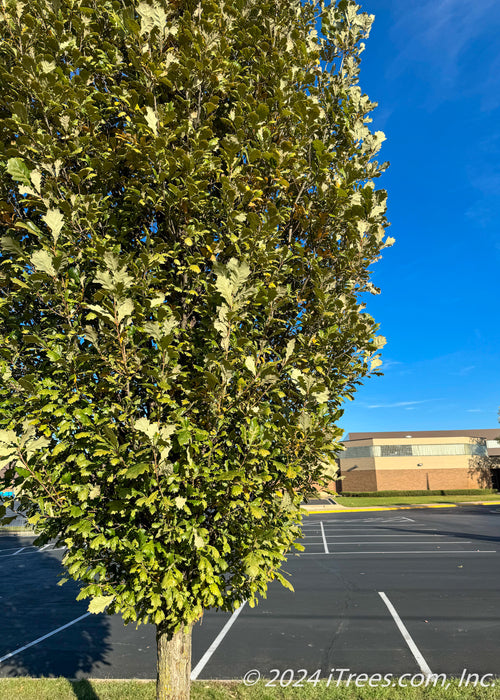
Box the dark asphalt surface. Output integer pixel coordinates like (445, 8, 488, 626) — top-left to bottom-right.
(0, 505, 499, 680)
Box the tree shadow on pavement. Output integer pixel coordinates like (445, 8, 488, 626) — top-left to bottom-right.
(0, 530, 112, 690)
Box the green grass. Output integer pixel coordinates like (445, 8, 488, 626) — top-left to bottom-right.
(340, 489, 497, 497)
(335, 494, 500, 508)
(0, 679, 498, 700)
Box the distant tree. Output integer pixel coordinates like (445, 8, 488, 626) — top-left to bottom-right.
(0, 0, 391, 697)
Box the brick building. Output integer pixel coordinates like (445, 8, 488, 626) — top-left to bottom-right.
(338, 429, 500, 492)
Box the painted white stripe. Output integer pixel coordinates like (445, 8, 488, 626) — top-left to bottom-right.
(0, 546, 33, 554)
(0, 613, 92, 664)
(1, 548, 56, 558)
(379, 591, 432, 676)
(190, 602, 247, 680)
(39, 544, 51, 551)
(301, 527, 438, 532)
(304, 541, 472, 545)
(301, 532, 417, 536)
(301, 525, 408, 529)
(298, 550, 496, 555)
(320, 522, 329, 554)
(312, 527, 438, 531)
(301, 533, 450, 542)
(13, 547, 25, 555)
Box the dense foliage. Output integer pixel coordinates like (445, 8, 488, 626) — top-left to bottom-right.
(0, 0, 390, 637)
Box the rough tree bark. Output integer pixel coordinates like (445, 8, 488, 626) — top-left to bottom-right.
(156, 622, 193, 700)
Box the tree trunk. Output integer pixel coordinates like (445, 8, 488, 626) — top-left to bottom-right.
(156, 622, 193, 700)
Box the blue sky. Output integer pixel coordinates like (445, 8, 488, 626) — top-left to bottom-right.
(337, 0, 500, 435)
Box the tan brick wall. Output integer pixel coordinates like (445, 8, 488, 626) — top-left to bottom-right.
(376, 467, 492, 491)
(375, 469, 427, 491)
(340, 469, 377, 492)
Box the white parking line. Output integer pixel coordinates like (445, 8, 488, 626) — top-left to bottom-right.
(0, 545, 34, 554)
(320, 522, 329, 554)
(1, 548, 56, 558)
(316, 527, 438, 531)
(303, 517, 416, 524)
(379, 591, 432, 676)
(0, 613, 92, 665)
(301, 527, 438, 532)
(298, 550, 496, 555)
(303, 541, 473, 545)
(190, 602, 247, 680)
(301, 525, 409, 529)
(301, 534, 457, 539)
(302, 537, 446, 540)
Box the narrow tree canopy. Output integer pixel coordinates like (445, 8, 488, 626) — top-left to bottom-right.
(0, 0, 390, 642)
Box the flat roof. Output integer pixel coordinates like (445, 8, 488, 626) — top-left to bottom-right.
(346, 429, 500, 442)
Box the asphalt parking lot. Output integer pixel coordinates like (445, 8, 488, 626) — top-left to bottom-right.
(0, 504, 499, 680)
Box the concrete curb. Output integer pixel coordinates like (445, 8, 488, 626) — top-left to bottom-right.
(301, 500, 500, 515)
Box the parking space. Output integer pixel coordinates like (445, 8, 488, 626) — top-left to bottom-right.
(0, 505, 499, 680)
(298, 513, 493, 555)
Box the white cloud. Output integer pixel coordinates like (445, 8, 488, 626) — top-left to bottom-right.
(379, 359, 402, 372)
(454, 365, 476, 376)
(388, 0, 500, 102)
(366, 400, 429, 409)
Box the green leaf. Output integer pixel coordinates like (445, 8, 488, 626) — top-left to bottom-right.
(125, 462, 150, 479)
(86, 304, 115, 322)
(145, 106, 158, 135)
(312, 389, 329, 403)
(137, 1, 167, 34)
(215, 275, 234, 305)
(42, 208, 64, 243)
(244, 552, 262, 577)
(135, 417, 157, 441)
(15, 220, 43, 236)
(7, 158, 31, 186)
(176, 429, 190, 446)
(244, 356, 256, 376)
(116, 298, 134, 323)
(30, 249, 56, 276)
(193, 531, 204, 548)
(0, 430, 17, 445)
(30, 170, 42, 193)
(1, 236, 24, 255)
(88, 485, 101, 499)
(214, 470, 243, 481)
(249, 503, 265, 519)
(88, 595, 115, 614)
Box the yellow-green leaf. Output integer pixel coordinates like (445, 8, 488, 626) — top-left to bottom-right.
(88, 595, 115, 614)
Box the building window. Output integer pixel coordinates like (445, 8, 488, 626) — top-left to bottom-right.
(380, 444, 413, 457)
(343, 442, 488, 459)
(412, 443, 466, 456)
(342, 446, 373, 459)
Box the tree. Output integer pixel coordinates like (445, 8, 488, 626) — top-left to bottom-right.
(0, 0, 391, 697)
